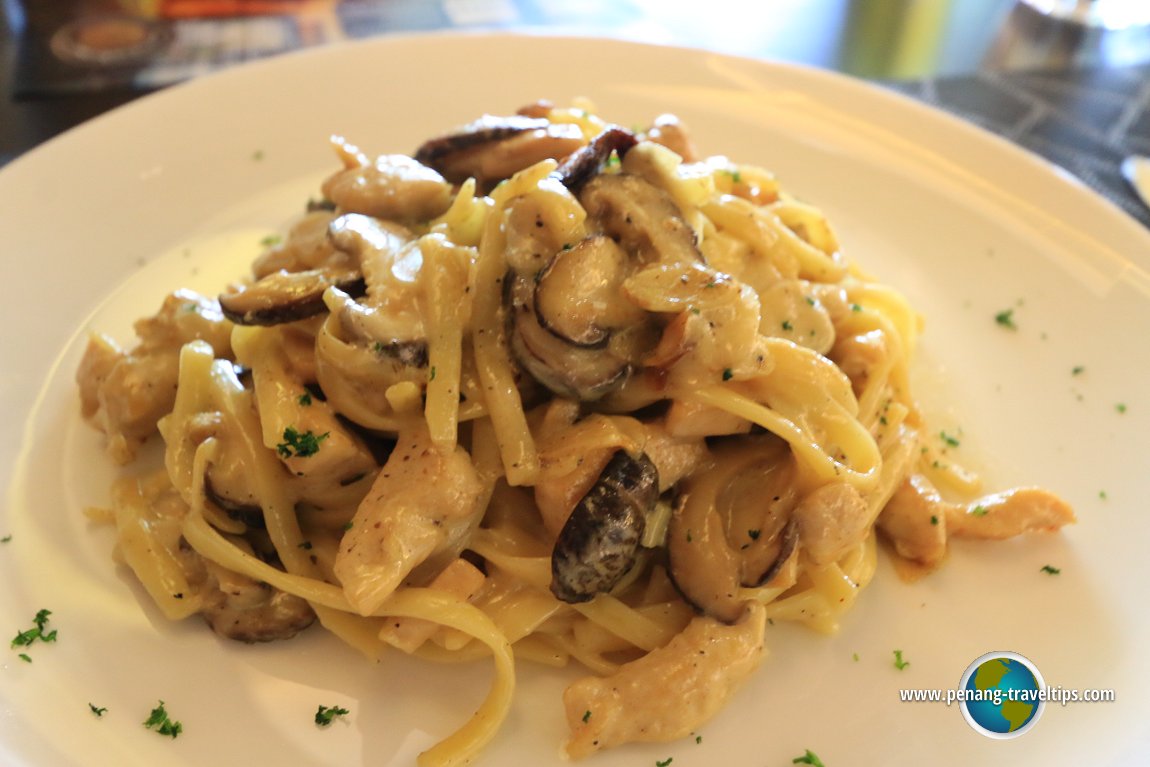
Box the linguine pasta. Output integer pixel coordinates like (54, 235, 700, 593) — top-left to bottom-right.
(76, 101, 1074, 765)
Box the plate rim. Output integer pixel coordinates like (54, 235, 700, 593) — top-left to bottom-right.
(0, 30, 1146, 767)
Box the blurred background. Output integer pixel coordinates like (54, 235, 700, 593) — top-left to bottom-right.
(2, 0, 1149, 223)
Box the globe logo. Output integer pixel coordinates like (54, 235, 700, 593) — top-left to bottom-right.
(959, 651, 1045, 739)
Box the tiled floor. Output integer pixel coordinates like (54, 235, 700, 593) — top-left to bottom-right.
(886, 63, 1150, 228)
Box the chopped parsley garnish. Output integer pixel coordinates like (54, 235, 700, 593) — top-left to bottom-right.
(994, 308, 1017, 329)
(17, 653, 31, 662)
(747, 529, 761, 540)
(342, 521, 354, 531)
(792, 750, 826, 766)
(695, 734, 703, 744)
(259, 234, 282, 248)
(276, 427, 330, 459)
(852, 652, 860, 662)
(850, 303, 862, 312)
(252, 149, 264, 161)
(781, 320, 794, 331)
(1040, 565, 1061, 575)
(298, 541, 313, 550)
(298, 392, 312, 406)
(429, 366, 437, 381)
(89, 703, 108, 717)
(939, 430, 960, 448)
(970, 505, 988, 517)
(722, 368, 734, 381)
(1116, 403, 1127, 414)
(12, 609, 57, 651)
(722, 168, 743, 183)
(1071, 365, 1085, 376)
(893, 649, 910, 670)
(930, 515, 939, 526)
(315, 704, 350, 727)
(656, 758, 673, 767)
(0, 534, 10, 543)
(582, 709, 591, 723)
(143, 700, 182, 738)
(1099, 490, 1108, 500)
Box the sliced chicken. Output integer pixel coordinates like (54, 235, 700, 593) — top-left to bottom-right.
(76, 289, 233, 463)
(562, 602, 767, 758)
(334, 423, 485, 616)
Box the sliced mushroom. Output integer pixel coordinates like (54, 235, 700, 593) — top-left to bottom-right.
(415, 115, 547, 164)
(414, 114, 585, 188)
(322, 286, 430, 384)
(534, 235, 646, 347)
(251, 210, 341, 279)
(370, 339, 428, 368)
(332, 287, 427, 353)
(578, 173, 703, 266)
(550, 126, 638, 192)
(755, 518, 799, 588)
(508, 270, 631, 401)
(327, 213, 418, 300)
(203, 473, 264, 529)
(499, 173, 641, 400)
(218, 267, 365, 326)
(318, 214, 431, 385)
(515, 99, 554, 119)
(201, 560, 315, 643)
(506, 143, 705, 400)
(551, 450, 659, 603)
(333, 299, 428, 366)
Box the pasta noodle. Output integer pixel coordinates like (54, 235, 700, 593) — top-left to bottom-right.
(75, 101, 1075, 764)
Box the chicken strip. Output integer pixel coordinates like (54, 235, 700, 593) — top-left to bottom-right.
(562, 602, 767, 758)
(334, 422, 485, 616)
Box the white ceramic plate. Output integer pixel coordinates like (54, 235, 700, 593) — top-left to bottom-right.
(1, 33, 1147, 767)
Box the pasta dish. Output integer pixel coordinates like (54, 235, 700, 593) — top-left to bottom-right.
(76, 101, 1074, 765)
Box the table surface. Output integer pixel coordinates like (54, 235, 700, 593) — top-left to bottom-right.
(2, 0, 1149, 227)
